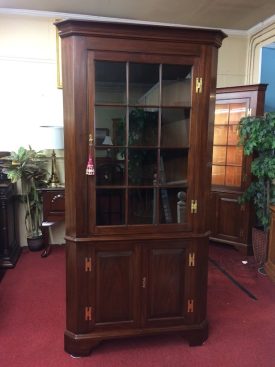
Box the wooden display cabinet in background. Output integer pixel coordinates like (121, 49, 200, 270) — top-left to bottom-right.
(210, 84, 267, 255)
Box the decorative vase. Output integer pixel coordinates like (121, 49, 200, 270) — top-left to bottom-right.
(27, 235, 44, 252)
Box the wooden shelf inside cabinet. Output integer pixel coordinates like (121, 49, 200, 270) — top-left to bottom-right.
(56, 18, 226, 356)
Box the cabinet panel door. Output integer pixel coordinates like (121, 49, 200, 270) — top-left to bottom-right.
(143, 244, 186, 327)
(94, 244, 140, 329)
(211, 191, 248, 245)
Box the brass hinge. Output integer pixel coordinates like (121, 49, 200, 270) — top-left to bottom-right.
(196, 77, 203, 93)
(247, 108, 252, 116)
(191, 200, 198, 214)
(189, 252, 196, 267)
(187, 299, 194, 313)
(85, 306, 93, 321)
(85, 257, 92, 272)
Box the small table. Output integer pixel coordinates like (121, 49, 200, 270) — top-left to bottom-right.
(40, 187, 65, 257)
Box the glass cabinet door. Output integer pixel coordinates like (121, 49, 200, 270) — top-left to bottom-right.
(94, 60, 192, 227)
(212, 101, 248, 188)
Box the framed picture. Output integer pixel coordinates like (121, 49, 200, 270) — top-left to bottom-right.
(96, 128, 109, 145)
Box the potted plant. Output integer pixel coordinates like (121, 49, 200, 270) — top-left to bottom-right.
(0, 147, 48, 251)
(238, 112, 275, 272)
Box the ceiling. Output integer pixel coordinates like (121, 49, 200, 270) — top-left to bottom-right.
(1, 0, 275, 31)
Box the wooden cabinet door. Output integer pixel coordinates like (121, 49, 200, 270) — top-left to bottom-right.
(210, 191, 249, 250)
(93, 243, 140, 330)
(142, 242, 187, 328)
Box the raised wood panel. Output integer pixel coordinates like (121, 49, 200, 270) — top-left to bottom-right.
(95, 248, 138, 325)
(145, 247, 186, 323)
(217, 196, 242, 238)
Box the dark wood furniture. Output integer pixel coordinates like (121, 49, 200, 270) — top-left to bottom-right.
(209, 84, 267, 255)
(0, 182, 21, 268)
(40, 187, 65, 257)
(56, 19, 226, 356)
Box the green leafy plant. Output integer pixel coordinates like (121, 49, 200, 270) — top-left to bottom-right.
(0, 147, 48, 238)
(238, 112, 275, 231)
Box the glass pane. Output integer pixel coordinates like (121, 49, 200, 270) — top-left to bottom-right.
(129, 108, 158, 146)
(228, 103, 247, 124)
(128, 149, 157, 185)
(215, 104, 229, 125)
(161, 108, 190, 148)
(95, 107, 126, 146)
(212, 165, 225, 185)
(225, 166, 242, 187)
(128, 188, 154, 224)
(212, 146, 226, 165)
(160, 150, 188, 185)
(159, 188, 187, 224)
(213, 126, 228, 145)
(95, 61, 126, 104)
(96, 156, 125, 186)
(96, 189, 125, 225)
(162, 64, 192, 106)
(227, 125, 239, 145)
(226, 147, 243, 166)
(129, 63, 159, 105)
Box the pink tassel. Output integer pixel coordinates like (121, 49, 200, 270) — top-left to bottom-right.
(86, 134, 95, 176)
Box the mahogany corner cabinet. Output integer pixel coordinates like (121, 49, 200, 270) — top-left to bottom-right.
(56, 19, 226, 356)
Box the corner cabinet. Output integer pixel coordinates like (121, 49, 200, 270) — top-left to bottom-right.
(56, 20, 226, 356)
(210, 84, 267, 255)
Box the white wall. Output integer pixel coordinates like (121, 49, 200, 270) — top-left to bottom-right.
(0, 14, 65, 246)
(217, 34, 249, 87)
(0, 14, 63, 150)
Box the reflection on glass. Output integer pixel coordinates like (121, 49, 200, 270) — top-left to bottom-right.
(96, 189, 125, 225)
(227, 125, 239, 145)
(128, 149, 157, 185)
(129, 108, 158, 146)
(162, 64, 192, 106)
(96, 156, 125, 186)
(95, 107, 126, 146)
(95, 61, 126, 104)
(161, 108, 190, 147)
(228, 103, 246, 124)
(160, 150, 188, 185)
(129, 63, 159, 105)
(213, 126, 228, 145)
(226, 146, 243, 166)
(159, 188, 187, 224)
(214, 104, 229, 125)
(128, 188, 154, 224)
(212, 165, 225, 185)
(212, 146, 226, 165)
(225, 166, 242, 187)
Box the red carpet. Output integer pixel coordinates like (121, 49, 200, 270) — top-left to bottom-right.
(1, 243, 275, 367)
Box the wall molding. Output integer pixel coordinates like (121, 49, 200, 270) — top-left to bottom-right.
(0, 55, 54, 64)
(246, 21, 275, 84)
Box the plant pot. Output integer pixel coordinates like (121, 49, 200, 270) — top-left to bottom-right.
(252, 227, 268, 265)
(27, 235, 44, 252)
